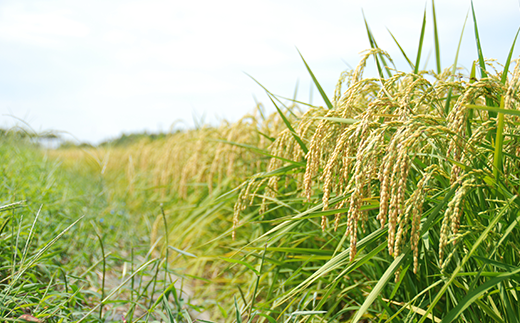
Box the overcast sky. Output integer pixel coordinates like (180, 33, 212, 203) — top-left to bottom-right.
(0, 0, 519, 144)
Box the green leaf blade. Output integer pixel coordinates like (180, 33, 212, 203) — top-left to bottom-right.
(297, 49, 334, 110)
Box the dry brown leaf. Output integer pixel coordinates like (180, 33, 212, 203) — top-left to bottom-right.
(19, 314, 41, 322)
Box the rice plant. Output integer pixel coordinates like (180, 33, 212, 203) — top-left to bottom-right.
(225, 2, 520, 322)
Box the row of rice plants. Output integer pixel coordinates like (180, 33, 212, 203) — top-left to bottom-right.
(226, 3, 520, 322)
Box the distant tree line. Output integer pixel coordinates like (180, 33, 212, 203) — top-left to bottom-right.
(0, 127, 180, 149)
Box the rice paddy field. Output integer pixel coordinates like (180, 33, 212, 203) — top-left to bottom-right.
(3, 3, 520, 322)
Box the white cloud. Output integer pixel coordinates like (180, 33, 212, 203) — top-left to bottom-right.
(0, 4, 89, 46)
(97, 69, 234, 97)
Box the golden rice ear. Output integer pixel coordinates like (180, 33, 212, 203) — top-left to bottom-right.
(296, 50, 500, 263)
(150, 214, 162, 254)
(126, 154, 135, 196)
(438, 175, 476, 268)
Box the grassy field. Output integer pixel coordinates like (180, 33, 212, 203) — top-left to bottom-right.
(3, 2, 520, 322)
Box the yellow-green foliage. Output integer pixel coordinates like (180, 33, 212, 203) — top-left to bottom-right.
(225, 55, 519, 279)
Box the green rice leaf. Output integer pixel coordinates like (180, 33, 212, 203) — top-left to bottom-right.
(500, 27, 520, 85)
(220, 257, 260, 276)
(419, 196, 516, 323)
(351, 186, 456, 322)
(432, 0, 441, 74)
(471, 1, 487, 79)
(235, 296, 243, 323)
(290, 311, 327, 316)
(387, 28, 414, 70)
(168, 246, 197, 258)
(256, 314, 277, 323)
(445, 11, 468, 114)
(414, 7, 427, 74)
(493, 97, 505, 180)
(0, 217, 10, 236)
(471, 1, 498, 118)
(453, 12, 468, 78)
(351, 251, 407, 323)
(274, 228, 386, 308)
(268, 95, 309, 154)
(441, 267, 520, 323)
(362, 12, 386, 79)
(297, 49, 334, 110)
(466, 104, 520, 117)
(312, 117, 358, 124)
(256, 130, 275, 142)
(500, 282, 519, 323)
(470, 60, 477, 83)
(247, 247, 333, 256)
(211, 139, 306, 167)
(464, 61, 477, 135)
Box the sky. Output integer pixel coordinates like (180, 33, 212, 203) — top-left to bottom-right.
(0, 0, 519, 144)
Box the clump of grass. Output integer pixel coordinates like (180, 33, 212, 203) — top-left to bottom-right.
(0, 132, 207, 322)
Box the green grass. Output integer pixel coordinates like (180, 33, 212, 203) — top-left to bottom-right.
(0, 134, 206, 322)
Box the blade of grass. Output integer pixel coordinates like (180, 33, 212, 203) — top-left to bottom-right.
(182, 309, 194, 323)
(235, 296, 243, 323)
(77, 258, 158, 323)
(362, 11, 385, 79)
(312, 117, 358, 124)
(471, 0, 497, 119)
(20, 205, 43, 269)
(471, 1, 487, 80)
(248, 244, 267, 320)
(210, 139, 305, 167)
(499, 282, 518, 323)
(493, 97, 505, 180)
(9, 215, 84, 286)
(445, 11, 468, 114)
(466, 104, 520, 117)
(418, 196, 516, 323)
(93, 229, 106, 320)
(268, 95, 308, 155)
(432, 0, 441, 74)
(351, 185, 457, 323)
(0, 201, 25, 213)
(168, 246, 197, 258)
(297, 49, 333, 110)
(351, 251, 407, 323)
(163, 297, 176, 323)
(0, 216, 10, 236)
(500, 27, 520, 85)
(440, 266, 520, 323)
(387, 28, 415, 70)
(414, 6, 427, 74)
(220, 257, 260, 276)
